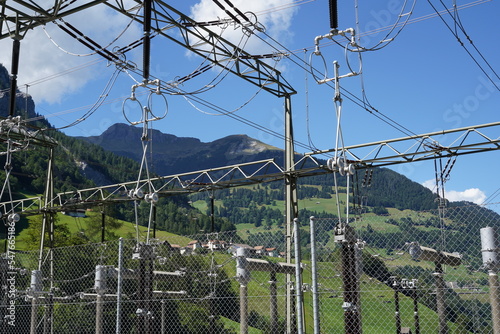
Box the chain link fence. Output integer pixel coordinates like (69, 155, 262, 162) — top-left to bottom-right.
(2, 202, 500, 333)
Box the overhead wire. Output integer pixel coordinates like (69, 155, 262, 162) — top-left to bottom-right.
(426, 0, 500, 92)
(43, 4, 141, 58)
(481, 188, 500, 205)
(251, 0, 317, 17)
(165, 19, 255, 97)
(40, 67, 122, 131)
(180, 48, 281, 117)
(440, 0, 500, 83)
(107, 3, 312, 148)
(176, 84, 314, 152)
(51, 1, 410, 153)
(328, 0, 417, 53)
(301, 0, 490, 54)
(252, 10, 424, 144)
(252, 1, 495, 149)
(13, 0, 491, 154)
(303, 49, 320, 151)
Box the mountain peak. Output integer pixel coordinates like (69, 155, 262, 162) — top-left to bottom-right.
(79, 123, 281, 175)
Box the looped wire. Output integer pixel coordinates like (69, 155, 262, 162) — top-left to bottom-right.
(309, 52, 328, 83)
(147, 90, 169, 121)
(122, 97, 143, 125)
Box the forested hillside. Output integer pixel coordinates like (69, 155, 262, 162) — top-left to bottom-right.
(1, 61, 498, 250)
(0, 63, 235, 240)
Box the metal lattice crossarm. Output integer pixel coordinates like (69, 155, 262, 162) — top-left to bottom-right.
(101, 0, 297, 97)
(0, 117, 58, 149)
(1, 0, 296, 97)
(302, 121, 500, 170)
(0, 0, 108, 39)
(0, 195, 42, 216)
(46, 158, 285, 212)
(3, 121, 500, 216)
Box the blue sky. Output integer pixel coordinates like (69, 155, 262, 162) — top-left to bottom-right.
(0, 0, 499, 205)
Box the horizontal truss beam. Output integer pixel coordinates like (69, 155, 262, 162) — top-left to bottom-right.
(0, 0, 296, 97)
(1, 122, 499, 217)
(301, 121, 500, 169)
(0, 117, 58, 149)
(102, 0, 296, 97)
(0, 0, 107, 39)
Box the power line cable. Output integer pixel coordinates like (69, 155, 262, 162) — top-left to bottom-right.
(426, 0, 500, 92)
(481, 187, 500, 205)
(254, 18, 423, 141)
(43, 5, 141, 58)
(437, 0, 500, 82)
(39, 68, 121, 131)
(303, 50, 320, 151)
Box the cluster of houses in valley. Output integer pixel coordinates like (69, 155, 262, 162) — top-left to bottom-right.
(167, 239, 282, 258)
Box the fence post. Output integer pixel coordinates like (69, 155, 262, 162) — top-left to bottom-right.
(412, 280, 420, 334)
(116, 238, 123, 334)
(236, 247, 250, 334)
(95, 265, 106, 334)
(434, 263, 448, 334)
(293, 218, 304, 334)
(392, 277, 401, 334)
(270, 271, 278, 333)
(310, 216, 320, 334)
(30, 269, 42, 334)
(481, 226, 500, 334)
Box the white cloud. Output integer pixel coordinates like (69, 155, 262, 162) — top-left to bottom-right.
(422, 179, 436, 192)
(190, 0, 298, 55)
(445, 188, 486, 205)
(422, 179, 486, 204)
(0, 2, 141, 104)
(0, 1, 298, 106)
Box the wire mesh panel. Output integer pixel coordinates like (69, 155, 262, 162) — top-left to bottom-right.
(1, 202, 500, 333)
(304, 202, 500, 334)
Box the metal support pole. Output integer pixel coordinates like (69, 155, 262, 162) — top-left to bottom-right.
(49, 293, 54, 334)
(143, 0, 152, 80)
(210, 194, 215, 233)
(115, 238, 123, 334)
(95, 265, 106, 334)
(393, 278, 401, 334)
(208, 289, 215, 334)
(30, 297, 37, 334)
(9, 38, 20, 117)
(341, 225, 362, 334)
(30, 270, 42, 334)
(38, 148, 54, 270)
(293, 218, 304, 334)
(47, 153, 55, 334)
(43, 303, 49, 334)
(489, 271, 500, 334)
(310, 216, 320, 334)
(161, 300, 165, 334)
(152, 205, 157, 239)
(270, 271, 278, 333)
(101, 211, 105, 243)
(95, 294, 103, 334)
(136, 246, 153, 334)
(240, 284, 248, 334)
(480, 226, 500, 334)
(434, 264, 448, 334)
(32, 148, 53, 334)
(413, 284, 420, 334)
(236, 247, 249, 334)
(284, 93, 298, 334)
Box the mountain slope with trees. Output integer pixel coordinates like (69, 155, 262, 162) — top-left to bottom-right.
(0, 63, 235, 240)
